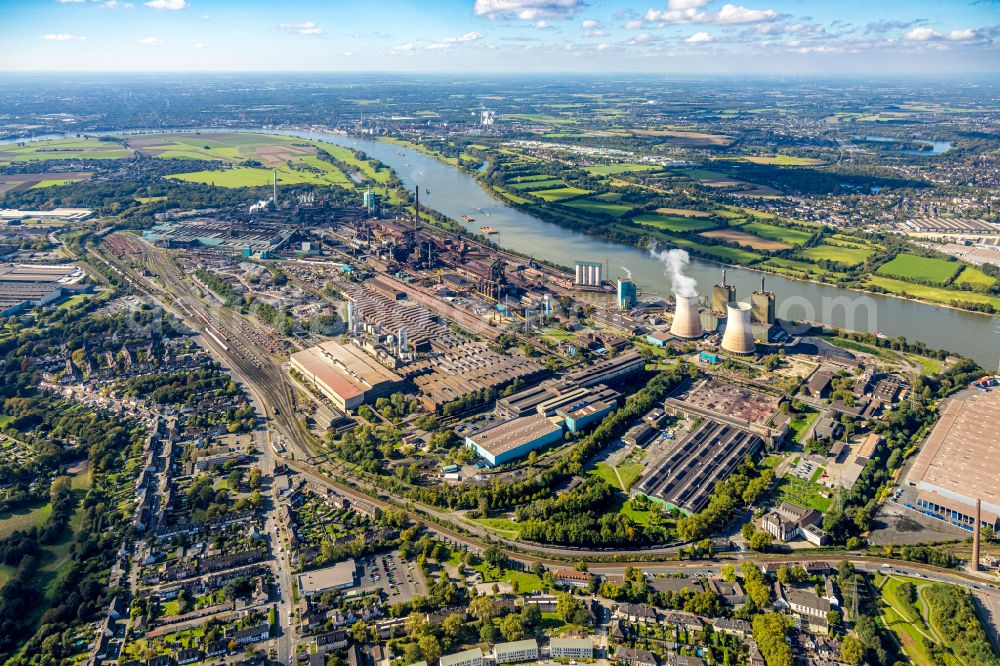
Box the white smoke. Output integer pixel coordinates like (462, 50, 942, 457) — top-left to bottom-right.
(649, 246, 698, 298)
(620, 265, 632, 279)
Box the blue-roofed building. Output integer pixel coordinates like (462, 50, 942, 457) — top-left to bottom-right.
(465, 414, 564, 466)
(556, 399, 615, 434)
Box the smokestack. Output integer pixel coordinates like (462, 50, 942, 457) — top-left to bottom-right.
(973, 498, 982, 571)
(721, 302, 756, 354)
(670, 293, 703, 339)
(273, 170, 277, 204)
(761, 275, 765, 293)
(722, 268, 727, 285)
(414, 186, 419, 229)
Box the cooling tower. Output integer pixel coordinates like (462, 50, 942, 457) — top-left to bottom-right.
(670, 293, 704, 339)
(721, 302, 755, 354)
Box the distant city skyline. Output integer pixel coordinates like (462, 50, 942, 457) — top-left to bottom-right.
(1, 0, 998, 74)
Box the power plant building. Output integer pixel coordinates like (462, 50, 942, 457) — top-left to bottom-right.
(903, 390, 1000, 531)
(711, 273, 736, 314)
(720, 302, 756, 355)
(617, 278, 637, 310)
(574, 261, 603, 288)
(670, 293, 704, 339)
(465, 414, 564, 466)
(289, 341, 404, 412)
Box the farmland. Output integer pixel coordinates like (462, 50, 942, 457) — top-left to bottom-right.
(795, 242, 874, 267)
(532, 186, 593, 201)
(560, 197, 634, 217)
(0, 137, 130, 164)
(737, 221, 813, 246)
(632, 213, 718, 233)
(875, 253, 961, 284)
(699, 228, 791, 251)
(867, 275, 1000, 310)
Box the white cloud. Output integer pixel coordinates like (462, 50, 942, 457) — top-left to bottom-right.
(685, 31, 712, 42)
(101, 1, 134, 8)
(390, 43, 415, 55)
(473, 0, 584, 21)
(596, 42, 612, 50)
(904, 26, 937, 41)
(581, 19, 599, 29)
(55, 0, 87, 3)
(427, 31, 483, 49)
(644, 2, 778, 25)
(279, 21, 323, 36)
(715, 4, 777, 23)
(144, 0, 185, 8)
(668, 0, 709, 9)
(630, 32, 654, 43)
(41, 33, 87, 41)
(194, 42, 207, 48)
(625, 19, 643, 29)
(946, 28, 976, 41)
(138, 35, 163, 45)
(535, 20, 550, 29)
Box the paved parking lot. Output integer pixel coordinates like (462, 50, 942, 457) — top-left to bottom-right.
(356, 551, 426, 603)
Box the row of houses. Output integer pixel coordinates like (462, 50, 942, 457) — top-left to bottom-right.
(439, 638, 594, 666)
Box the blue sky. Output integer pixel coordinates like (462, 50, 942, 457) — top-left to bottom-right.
(1, 0, 998, 74)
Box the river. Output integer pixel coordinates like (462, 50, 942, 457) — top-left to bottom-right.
(4, 128, 998, 368)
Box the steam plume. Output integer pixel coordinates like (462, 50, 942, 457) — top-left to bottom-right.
(620, 265, 632, 279)
(650, 246, 698, 297)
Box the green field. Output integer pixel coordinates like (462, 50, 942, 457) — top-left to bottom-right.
(0, 137, 130, 164)
(739, 222, 813, 246)
(787, 408, 820, 443)
(29, 178, 86, 189)
(508, 178, 564, 191)
(532, 186, 592, 201)
(669, 237, 763, 264)
(680, 167, 732, 181)
(758, 258, 845, 280)
(585, 163, 658, 176)
(795, 242, 874, 267)
(589, 462, 644, 491)
(632, 213, 718, 233)
(169, 167, 328, 188)
(772, 473, 832, 512)
(953, 265, 997, 287)
(471, 516, 520, 538)
(867, 275, 1000, 309)
(740, 155, 822, 166)
(560, 197, 634, 217)
(0, 502, 52, 539)
(876, 254, 960, 284)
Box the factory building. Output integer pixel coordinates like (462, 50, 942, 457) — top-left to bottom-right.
(564, 350, 645, 387)
(465, 414, 564, 466)
(496, 381, 619, 419)
(903, 391, 1000, 531)
(289, 341, 403, 412)
(556, 398, 616, 434)
(574, 261, 603, 288)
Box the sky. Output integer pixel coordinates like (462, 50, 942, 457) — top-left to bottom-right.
(0, 0, 998, 74)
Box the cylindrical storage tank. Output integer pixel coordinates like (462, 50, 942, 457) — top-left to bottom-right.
(670, 293, 704, 339)
(721, 302, 756, 354)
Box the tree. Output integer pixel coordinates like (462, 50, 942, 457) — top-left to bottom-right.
(499, 614, 525, 641)
(721, 564, 736, 582)
(826, 609, 842, 629)
(776, 564, 790, 584)
(840, 635, 863, 665)
(442, 613, 464, 641)
(752, 613, 792, 666)
(557, 593, 587, 625)
(405, 611, 427, 636)
(350, 621, 369, 644)
(418, 634, 441, 665)
(522, 602, 542, 628)
(469, 597, 498, 621)
(749, 530, 772, 552)
(480, 620, 498, 643)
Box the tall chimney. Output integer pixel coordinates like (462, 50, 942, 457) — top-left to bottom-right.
(414, 186, 419, 229)
(272, 170, 277, 204)
(761, 275, 765, 292)
(972, 498, 982, 571)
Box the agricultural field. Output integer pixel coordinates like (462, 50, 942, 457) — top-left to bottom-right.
(795, 242, 874, 267)
(953, 265, 996, 287)
(168, 166, 344, 188)
(738, 155, 822, 166)
(0, 171, 92, 195)
(875, 253, 961, 284)
(699, 228, 791, 251)
(669, 237, 763, 264)
(508, 178, 564, 191)
(654, 207, 713, 218)
(0, 137, 130, 165)
(737, 222, 813, 246)
(559, 197, 634, 217)
(531, 186, 592, 202)
(584, 163, 658, 176)
(866, 276, 1000, 310)
(632, 213, 718, 233)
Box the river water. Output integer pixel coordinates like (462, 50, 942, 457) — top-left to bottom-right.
(4, 128, 998, 368)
